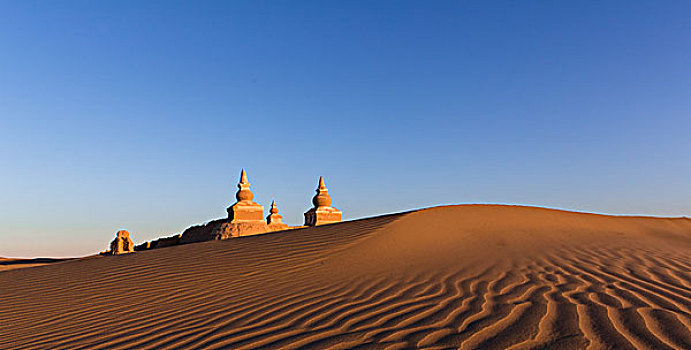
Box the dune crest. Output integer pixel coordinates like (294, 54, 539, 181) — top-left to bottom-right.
(1, 205, 690, 349)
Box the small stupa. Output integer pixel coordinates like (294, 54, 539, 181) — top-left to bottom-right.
(109, 230, 134, 254)
(227, 169, 265, 223)
(304, 176, 342, 226)
(266, 200, 289, 230)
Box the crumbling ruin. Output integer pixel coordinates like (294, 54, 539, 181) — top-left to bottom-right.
(106, 230, 135, 254)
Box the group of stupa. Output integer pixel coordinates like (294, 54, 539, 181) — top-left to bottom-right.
(105, 169, 342, 254)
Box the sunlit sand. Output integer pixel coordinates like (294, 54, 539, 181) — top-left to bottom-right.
(2, 204, 689, 349)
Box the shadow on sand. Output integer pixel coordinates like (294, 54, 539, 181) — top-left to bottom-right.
(0, 258, 66, 266)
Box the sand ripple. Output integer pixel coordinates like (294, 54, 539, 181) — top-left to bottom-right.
(1, 205, 689, 349)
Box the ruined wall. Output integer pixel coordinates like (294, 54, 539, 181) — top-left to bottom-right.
(135, 217, 298, 251)
(135, 233, 182, 251)
(178, 218, 227, 244)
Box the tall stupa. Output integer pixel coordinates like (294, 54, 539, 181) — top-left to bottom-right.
(227, 169, 265, 223)
(304, 176, 342, 226)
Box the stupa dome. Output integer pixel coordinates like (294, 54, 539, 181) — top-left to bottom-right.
(236, 189, 254, 202)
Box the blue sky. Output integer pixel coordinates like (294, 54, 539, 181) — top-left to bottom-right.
(1, 1, 690, 257)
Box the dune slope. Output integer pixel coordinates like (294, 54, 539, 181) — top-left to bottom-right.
(1, 205, 690, 349)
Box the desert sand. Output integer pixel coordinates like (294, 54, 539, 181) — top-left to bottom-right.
(0, 258, 66, 272)
(1, 204, 690, 349)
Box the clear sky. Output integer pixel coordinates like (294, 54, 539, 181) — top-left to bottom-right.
(1, 1, 690, 257)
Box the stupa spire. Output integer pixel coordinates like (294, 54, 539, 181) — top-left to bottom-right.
(240, 168, 249, 184)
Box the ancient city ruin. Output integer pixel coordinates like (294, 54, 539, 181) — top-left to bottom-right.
(114, 169, 342, 252)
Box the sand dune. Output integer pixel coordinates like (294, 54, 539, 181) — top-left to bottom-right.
(1, 205, 690, 349)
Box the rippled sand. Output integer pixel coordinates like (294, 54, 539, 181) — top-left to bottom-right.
(1, 205, 690, 349)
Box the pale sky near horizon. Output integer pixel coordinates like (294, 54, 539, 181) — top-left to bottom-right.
(1, 1, 690, 258)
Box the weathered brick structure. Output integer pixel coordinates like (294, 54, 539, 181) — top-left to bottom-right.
(108, 230, 135, 254)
